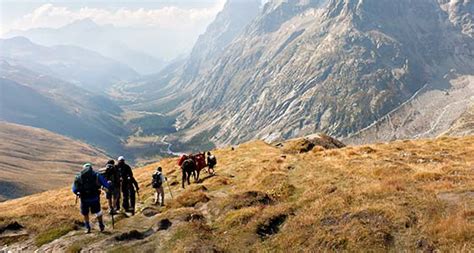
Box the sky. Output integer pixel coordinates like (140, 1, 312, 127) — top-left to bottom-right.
(0, 0, 226, 36)
(0, 0, 268, 61)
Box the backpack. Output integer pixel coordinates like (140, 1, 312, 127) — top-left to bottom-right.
(74, 168, 100, 199)
(208, 155, 217, 166)
(103, 164, 119, 188)
(152, 172, 163, 188)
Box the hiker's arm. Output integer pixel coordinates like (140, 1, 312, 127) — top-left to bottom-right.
(98, 174, 111, 189)
(128, 165, 134, 177)
(132, 177, 139, 191)
(72, 183, 78, 195)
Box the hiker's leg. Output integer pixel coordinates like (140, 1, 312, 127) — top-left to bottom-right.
(112, 190, 119, 211)
(80, 201, 91, 232)
(154, 188, 158, 204)
(115, 189, 121, 211)
(130, 188, 136, 212)
(97, 213, 103, 224)
(122, 186, 130, 210)
(92, 201, 104, 231)
(96, 212, 105, 232)
(83, 214, 91, 233)
(107, 193, 113, 211)
(159, 186, 165, 205)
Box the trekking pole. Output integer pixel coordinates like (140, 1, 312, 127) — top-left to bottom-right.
(166, 180, 174, 199)
(111, 211, 115, 229)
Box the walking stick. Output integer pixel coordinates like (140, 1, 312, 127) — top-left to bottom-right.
(111, 211, 115, 229)
(166, 180, 174, 199)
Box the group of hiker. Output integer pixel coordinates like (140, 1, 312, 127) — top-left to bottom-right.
(72, 152, 217, 233)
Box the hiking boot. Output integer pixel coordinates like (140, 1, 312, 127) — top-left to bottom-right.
(85, 223, 91, 234)
(99, 222, 105, 232)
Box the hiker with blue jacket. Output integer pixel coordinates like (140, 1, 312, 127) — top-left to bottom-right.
(72, 163, 111, 233)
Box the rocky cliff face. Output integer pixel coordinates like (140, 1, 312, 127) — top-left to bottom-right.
(127, 0, 261, 111)
(172, 0, 473, 146)
(438, 0, 474, 37)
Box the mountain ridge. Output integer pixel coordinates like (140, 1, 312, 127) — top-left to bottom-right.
(134, 0, 474, 148)
(0, 121, 109, 202)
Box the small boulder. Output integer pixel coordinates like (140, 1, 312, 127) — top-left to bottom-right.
(142, 207, 159, 217)
(114, 230, 144, 241)
(157, 219, 172, 230)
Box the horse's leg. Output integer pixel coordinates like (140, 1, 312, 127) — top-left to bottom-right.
(182, 170, 186, 189)
(196, 169, 201, 183)
(187, 171, 191, 185)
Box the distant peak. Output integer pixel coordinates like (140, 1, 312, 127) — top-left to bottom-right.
(63, 18, 99, 29)
(2, 36, 34, 45)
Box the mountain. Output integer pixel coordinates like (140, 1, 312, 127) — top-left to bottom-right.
(123, 0, 262, 112)
(445, 103, 474, 136)
(0, 37, 138, 92)
(5, 18, 179, 74)
(0, 61, 130, 155)
(438, 0, 474, 37)
(1, 135, 472, 251)
(124, 0, 473, 149)
(345, 75, 474, 144)
(0, 122, 108, 202)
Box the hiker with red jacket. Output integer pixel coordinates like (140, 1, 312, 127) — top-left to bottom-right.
(72, 163, 111, 233)
(117, 156, 139, 215)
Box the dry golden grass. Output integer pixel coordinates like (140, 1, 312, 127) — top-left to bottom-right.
(0, 136, 473, 252)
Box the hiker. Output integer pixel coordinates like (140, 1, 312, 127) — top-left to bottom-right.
(206, 151, 217, 175)
(116, 156, 139, 215)
(151, 167, 167, 206)
(72, 163, 111, 233)
(103, 160, 120, 214)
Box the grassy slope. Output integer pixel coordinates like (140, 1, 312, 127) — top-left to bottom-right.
(0, 135, 472, 251)
(0, 122, 109, 201)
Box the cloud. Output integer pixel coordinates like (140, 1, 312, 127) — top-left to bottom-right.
(9, 1, 226, 32)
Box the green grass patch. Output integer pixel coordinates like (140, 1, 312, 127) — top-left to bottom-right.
(129, 114, 176, 136)
(65, 242, 83, 253)
(35, 223, 75, 247)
